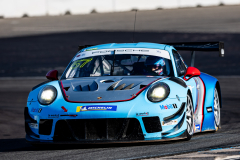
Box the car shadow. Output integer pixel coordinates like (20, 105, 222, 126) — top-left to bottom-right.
(0, 137, 191, 152)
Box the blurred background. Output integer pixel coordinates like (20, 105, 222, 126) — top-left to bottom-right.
(0, 0, 240, 77)
(0, 0, 240, 18)
(0, 0, 240, 145)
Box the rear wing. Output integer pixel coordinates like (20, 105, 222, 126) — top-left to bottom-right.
(165, 41, 224, 66)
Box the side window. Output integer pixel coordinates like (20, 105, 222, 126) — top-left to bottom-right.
(172, 50, 186, 77)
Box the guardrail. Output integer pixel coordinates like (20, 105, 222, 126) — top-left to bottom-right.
(0, 0, 239, 18)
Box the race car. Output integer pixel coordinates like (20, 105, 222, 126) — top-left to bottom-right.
(25, 42, 223, 144)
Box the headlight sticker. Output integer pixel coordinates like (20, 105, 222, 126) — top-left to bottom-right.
(76, 105, 117, 112)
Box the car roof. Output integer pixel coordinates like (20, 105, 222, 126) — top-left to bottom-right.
(83, 42, 167, 51)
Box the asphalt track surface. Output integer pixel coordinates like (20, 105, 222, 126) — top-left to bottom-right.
(0, 5, 240, 160)
(0, 77, 240, 160)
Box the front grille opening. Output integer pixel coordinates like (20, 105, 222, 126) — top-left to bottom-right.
(53, 118, 144, 141)
(54, 120, 75, 141)
(39, 119, 53, 135)
(142, 116, 162, 133)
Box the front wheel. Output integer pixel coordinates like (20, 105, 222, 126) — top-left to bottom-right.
(185, 94, 194, 140)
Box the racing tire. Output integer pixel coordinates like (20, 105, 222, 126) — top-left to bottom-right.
(185, 94, 194, 141)
(213, 88, 221, 131)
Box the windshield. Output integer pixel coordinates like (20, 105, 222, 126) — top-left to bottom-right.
(62, 49, 174, 79)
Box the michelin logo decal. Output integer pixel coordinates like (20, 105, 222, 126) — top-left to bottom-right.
(76, 105, 117, 112)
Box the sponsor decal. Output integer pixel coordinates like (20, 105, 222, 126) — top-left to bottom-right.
(162, 120, 178, 126)
(136, 112, 149, 116)
(29, 123, 38, 129)
(71, 58, 93, 69)
(90, 74, 99, 77)
(206, 107, 213, 112)
(195, 124, 200, 131)
(76, 53, 85, 57)
(76, 105, 117, 112)
(131, 94, 136, 97)
(60, 115, 77, 117)
(172, 104, 178, 109)
(31, 108, 42, 113)
(48, 114, 59, 118)
(38, 108, 42, 113)
(160, 104, 176, 110)
(86, 48, 97, 51)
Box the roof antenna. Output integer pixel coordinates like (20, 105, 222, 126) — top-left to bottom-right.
(132, 10, 137, 43)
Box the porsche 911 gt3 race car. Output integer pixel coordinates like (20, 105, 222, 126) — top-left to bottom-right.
(25, 42, 223, 144)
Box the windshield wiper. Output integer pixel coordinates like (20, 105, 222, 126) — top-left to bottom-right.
(110, 50, 116, 76)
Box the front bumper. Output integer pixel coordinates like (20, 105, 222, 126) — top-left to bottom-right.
(25, 102, 187, 144)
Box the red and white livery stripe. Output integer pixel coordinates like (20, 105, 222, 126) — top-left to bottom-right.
(193, 77, 206, 133)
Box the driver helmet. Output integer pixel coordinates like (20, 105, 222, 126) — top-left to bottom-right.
(145, 57, 165, 75)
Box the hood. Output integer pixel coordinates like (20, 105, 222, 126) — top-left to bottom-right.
(60, 76, 162, 102)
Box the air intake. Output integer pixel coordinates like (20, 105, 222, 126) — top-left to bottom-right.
(54, 118, 144, 141)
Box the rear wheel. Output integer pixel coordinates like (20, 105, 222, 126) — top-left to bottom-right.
(186, 94, 194, 140)
(214, 88, 221, 131)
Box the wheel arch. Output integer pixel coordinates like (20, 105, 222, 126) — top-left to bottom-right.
(199, 73, 219, 131)
(187, 89, 193, 101)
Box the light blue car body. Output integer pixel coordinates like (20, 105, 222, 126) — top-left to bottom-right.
(25, 42, 221, 143)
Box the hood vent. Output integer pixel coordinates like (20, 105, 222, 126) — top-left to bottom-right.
(115, 83, 126, 90)
(123, 83, 134, 90)
(107, 80, 121, 90)
(64, 87, 70, 91)
(71, 81, 98, 91)
(74, 84, 94, 91)
(107, 81, 134, 91)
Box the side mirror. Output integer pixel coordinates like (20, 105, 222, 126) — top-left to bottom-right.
(183, 67, 200, 81)
(46, 70, 58, 81)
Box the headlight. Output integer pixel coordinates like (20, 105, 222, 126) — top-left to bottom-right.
(38, 85, 57, 105)
(147, 82, 170, 102)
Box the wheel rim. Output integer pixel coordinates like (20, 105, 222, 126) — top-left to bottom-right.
(214, 88, 220, 126)
(186, 95, 194, 135)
